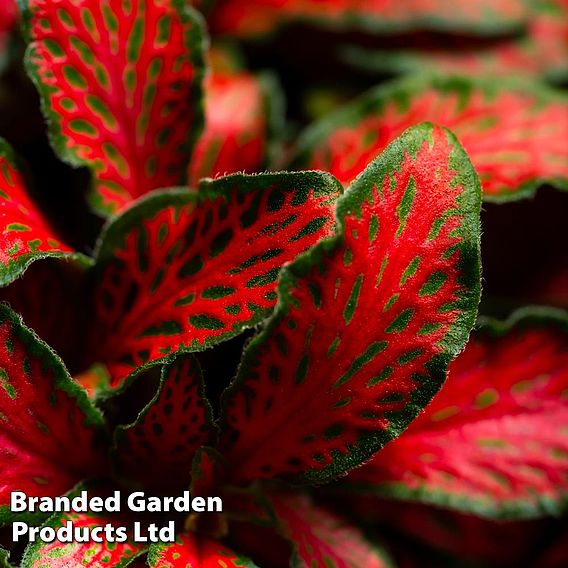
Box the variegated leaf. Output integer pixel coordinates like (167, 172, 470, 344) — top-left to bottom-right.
(88, 172, 340, 392)
(21, 0, 206, 214)
(345, 310, 568, 518)
(0, 306, 106, 524)
(293, 76, 568, 201)
(0, 138, 77, 286)
(218, 123, 481, 485)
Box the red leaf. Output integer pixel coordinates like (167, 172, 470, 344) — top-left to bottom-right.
(347, 0, 568, 80)
(268, 492, 391, 568)
(113, 354, 215, 489)
(347, 310, 568, 517)
(209, 0, 528, 37)
(218, 124, 481, 485)
(21, 509, 143, 568)
(0, 306, 107, 523)
(89, 172, 340, 391)
(189, 60, 279, 185)
(147, 533, 259, 567)
(293, 76, 568, 200)
(21, 0, 206, 215)
(0, 140, 74, 286)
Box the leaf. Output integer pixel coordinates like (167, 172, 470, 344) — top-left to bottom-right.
(0, 138, 77, 286)
(345, 309, 568, 518)
(21, 509, 143, 568)
(21, 0, 206, 215)
(113, 354, 215, 489)
(268, 492, 391, 568)
(147, 533, 259, 568)
(189, 60, 282, 185)
(209, 0, 528, 37)
(218, 123, 481, 485)
(89, 171, 341, 392)
(342, 0, 568, 81)
(0, 305, 107, 524)
(292, 75, 568, 201)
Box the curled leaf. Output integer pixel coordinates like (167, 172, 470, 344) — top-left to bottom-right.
(218, 123, 481, 485)
(113, 354, 215, 489)
(90, 172, 341, 391)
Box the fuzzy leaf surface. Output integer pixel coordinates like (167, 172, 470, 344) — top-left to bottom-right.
(346, 310, 568, 517)
(90, 172, 341, 391)
(113, 354, 214, 489)
(210, 0, 528, 37)
(0, 139, 74, 286)
(0, 306, 106, 523)
(269, 492, 391, 568)
(147, 533, 258, 567)
(22, 0, 206, 214)
(293, 76, 568, 201)
(218, 123, 481, 485)
(21, 510, 143, 568)
(189, 68, 278, 185)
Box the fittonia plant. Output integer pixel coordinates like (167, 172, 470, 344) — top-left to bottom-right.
(0, 0, 566, 567)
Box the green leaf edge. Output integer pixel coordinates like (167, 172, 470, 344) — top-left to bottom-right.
(18, 0, 208, 217)
(336, 306, 568, 520)
(291, 73, 568, 203)
(0, 305, 107, 525)
(91, 169, 342, 398)
(220, 122, 482, 486)
(0, 137, 91, 287)
(110, 354, 216, 482)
